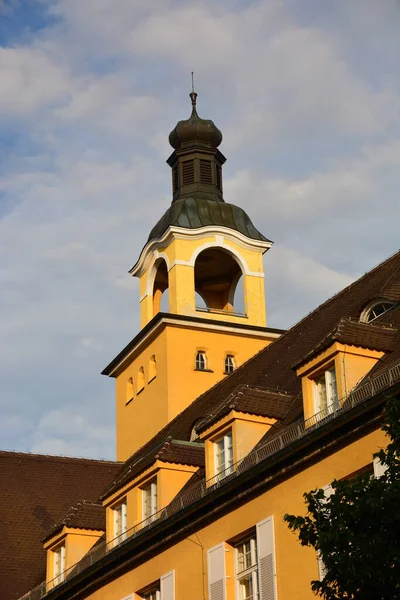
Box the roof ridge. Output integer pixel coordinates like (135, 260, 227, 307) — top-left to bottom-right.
(0, 450, 119, 464)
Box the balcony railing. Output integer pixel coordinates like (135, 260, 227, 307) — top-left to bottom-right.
(19, 361, 400, 600)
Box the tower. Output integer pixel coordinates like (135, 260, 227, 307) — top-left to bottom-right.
(103, 92, 282, 461)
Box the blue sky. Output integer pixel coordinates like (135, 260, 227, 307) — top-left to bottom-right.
(1, 0, 399, 459)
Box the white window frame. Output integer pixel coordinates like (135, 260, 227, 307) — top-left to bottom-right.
(195, 351, 207, 371)
(214, 431, 234, 478)
(314, 366, 338, 417)
(53, 543, 65, 585)
(224, 355, 235, 374)
(235, 536, 259, 600)
(113, 499, 127, 545)
(142, 479, 158, 522)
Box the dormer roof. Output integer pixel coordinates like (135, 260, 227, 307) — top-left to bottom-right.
(42, 501, 105, 543)
(292, 318, 397, 371)
(195, 385, 293, 434)
(102, 439, 205, 500)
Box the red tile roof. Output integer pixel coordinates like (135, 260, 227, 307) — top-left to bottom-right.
(195, 385, 293, 433)
(0, 452, 119, 600)
(42, 501, 106, 543)
(292, 318, 397, 370)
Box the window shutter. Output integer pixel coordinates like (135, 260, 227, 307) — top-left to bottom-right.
(160, 570, 175, 600)
(256, 516, 277, 600)
(207, 543, 226, 600)
(318, 484, 334, 579)
(373, 457, 388, 478)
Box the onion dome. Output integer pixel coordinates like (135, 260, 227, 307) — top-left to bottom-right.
(169, 92, 223, 150)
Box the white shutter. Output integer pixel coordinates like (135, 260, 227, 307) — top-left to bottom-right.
(373, 457, 388, 478)
(160, 570, 175, 600)
(318, 484, 333, 579)
(207, 543, 226, 600)
(256, 516, 277, 600)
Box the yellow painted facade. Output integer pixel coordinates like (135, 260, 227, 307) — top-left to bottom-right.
(115, 320, 279, 460)
(81, 427, 387, 600)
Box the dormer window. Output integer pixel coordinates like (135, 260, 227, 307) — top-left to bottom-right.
(314, 367, 338, 417)
(224, 355, 235, 374)
(362, 301, 396, 323)
(53, 543, 65, 585)
(195, 351, 207, 371)
(214, 431, 234, 477)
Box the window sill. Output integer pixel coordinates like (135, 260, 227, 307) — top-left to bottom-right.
(195, 368, 214, 373)
(148, 375, 156, 384)
(137, 387, 145, 396)
(125, 397, 134, 406)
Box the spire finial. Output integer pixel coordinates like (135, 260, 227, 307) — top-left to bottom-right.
(189, 71, 198, 111)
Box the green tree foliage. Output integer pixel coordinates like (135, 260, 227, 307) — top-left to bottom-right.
(284, 397, 400, 600)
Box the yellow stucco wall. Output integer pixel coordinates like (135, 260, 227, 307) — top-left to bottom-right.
(83, 426, 387, 600)
(116, 323, 276, 461)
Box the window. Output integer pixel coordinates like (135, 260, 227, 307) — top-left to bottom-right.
(113, 500, 127, 544)
(235, 536, 258, 600)
(214, 431, 233, 477)
(314, 366, 338, 416)
(53, 543, 65, 585)
(149, 355, 157, 382)
(137, 367, 145, 393)
(142, 480, 158, 522)
(143, 589, 160, 600)
(364, 301, 396, 323)
(195, 351, 207, 371)
(224, 355, 235, 374)
(126, 377, 134, 404)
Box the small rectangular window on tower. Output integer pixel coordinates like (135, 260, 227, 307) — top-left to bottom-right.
(200, 159, 213, 184)
(182, 160, 195, 186)
(224, 355, 235, 374)
(195, 351, 207, 371)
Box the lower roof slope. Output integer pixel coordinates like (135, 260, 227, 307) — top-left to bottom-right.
(0, 452, 120, 600)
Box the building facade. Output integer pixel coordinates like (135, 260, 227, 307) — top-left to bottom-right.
(6, 95, 400, 600)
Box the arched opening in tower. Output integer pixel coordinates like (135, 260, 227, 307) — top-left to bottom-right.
(194, 248, 245, 314)
(152, 259, 169, 315)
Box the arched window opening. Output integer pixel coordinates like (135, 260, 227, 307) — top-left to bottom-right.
(153, 259, 169, 316)
(126, 377, 134, 404)
(149, 355, 157, 382)
(194, 248, 245, 315)
(360, 301, 396, 323)
(195, 351, 207, 371)
(137, 367, 145, 393)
